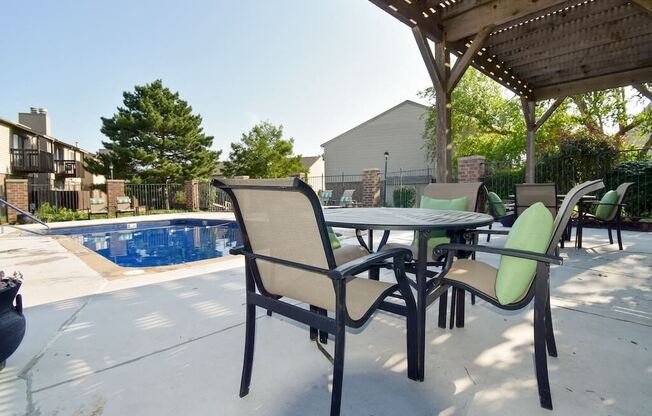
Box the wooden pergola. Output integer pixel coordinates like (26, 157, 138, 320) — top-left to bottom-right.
(369, 0, 652, 182)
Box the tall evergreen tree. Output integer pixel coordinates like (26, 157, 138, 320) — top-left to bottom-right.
(86, 80, 220, 182)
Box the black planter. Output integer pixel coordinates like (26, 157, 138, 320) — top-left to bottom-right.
(0, 281, 26, 370)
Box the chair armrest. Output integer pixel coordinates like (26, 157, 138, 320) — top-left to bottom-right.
(328, 248, 413, 280)
(587, 201, 626, 207)
(434, 243, 562, 265)
(466, 229, 510, 236)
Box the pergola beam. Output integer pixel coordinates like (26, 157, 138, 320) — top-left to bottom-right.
(535, 97, 566, 130)
(441, 0, 570, 42)
(447, 25, 494, 93)
(412, 26, 444, 91)
(369, 0, 443, 42)
(631, 0, 652, 15)
(533, 67, 652, 100)
(521, 96, 566, 182)
(633, 83, 652, 101)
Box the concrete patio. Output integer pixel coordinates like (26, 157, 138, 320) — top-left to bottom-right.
(0, 218, 650, 416)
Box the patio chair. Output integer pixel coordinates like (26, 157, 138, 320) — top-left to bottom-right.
(432, 179, 605, 410)
(319, 189, 333, 206)
(115, 196, 136, 217)
(213, 177, 417, 416)
(485, 190, 515, 242)
(515, 183, 568, 247)
(576, 182, 634, 250)
(340, 189, 358, 207)
(87, 198, 108, 219)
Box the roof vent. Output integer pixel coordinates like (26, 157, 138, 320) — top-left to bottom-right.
(30, 107, 39, 114)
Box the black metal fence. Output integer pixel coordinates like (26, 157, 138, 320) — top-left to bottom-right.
(28, 184, 88, 212)
(484, 148, 652, 218)
(125, 183, 186, 211)
(198, 182, 232, 211)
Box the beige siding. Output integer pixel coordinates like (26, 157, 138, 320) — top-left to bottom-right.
(0, 124, 10, 174)
(322, 101, 432, 177)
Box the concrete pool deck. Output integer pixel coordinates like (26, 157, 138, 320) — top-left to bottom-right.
(0, 214, 650, 415)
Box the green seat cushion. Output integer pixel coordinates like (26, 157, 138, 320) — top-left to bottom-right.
(595, 190, 618, 220)
(327, 227, 341, 250)
(487, 191, 506, 217)
(495, 202, 554, 305)
(418, 196, 469, 253)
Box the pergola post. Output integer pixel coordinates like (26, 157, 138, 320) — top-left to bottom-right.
(413, 25, 493, 183)
(521, 96, 566, 183)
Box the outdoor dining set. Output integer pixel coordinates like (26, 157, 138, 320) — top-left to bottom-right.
(212, 177, 633, 416)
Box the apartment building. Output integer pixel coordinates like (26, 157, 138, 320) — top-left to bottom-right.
(0, 108, 94, 189)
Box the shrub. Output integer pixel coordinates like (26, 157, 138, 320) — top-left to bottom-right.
(173, 190, 186, 205)
(35, 202, 87, 223)
(393, 186, 416, 208)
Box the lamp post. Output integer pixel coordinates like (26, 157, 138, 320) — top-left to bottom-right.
(383, 151, 389, 206)
(109, 162, 114, 180)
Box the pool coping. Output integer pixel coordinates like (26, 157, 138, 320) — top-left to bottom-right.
(27, 212, 240, 280)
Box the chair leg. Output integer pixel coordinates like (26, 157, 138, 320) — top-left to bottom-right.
(319, 308, 329, 344)
(534, 290, 553, 410)
(438, 290, 448, 329)
(309, 305, 318, 341)
(455, 289, 465, 328)
(616, 223, 623, 251)
(545, 295, 557, 357)
(607, 227, 613, 244)
(449, 287, 457, 330)
(330, 289, 346, 416)
(239, 303, 256, 397)
(487, 222, 493, 243)
(266, 309, 272, 316)
(471, 293, 476, 305)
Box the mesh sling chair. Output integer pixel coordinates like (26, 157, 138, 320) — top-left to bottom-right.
(514, 183, 570, 247)
(432, 179, 605, 410)
(213, 178, 418, 416)
(576, 182, 634, 250)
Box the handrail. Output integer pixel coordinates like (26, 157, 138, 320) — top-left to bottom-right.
(0, 198, 50, 230)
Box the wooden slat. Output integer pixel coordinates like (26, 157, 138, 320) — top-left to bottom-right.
(514, 34, 652, 79)
(447, 25, 494, 93)
(532, 67, 652, 100)
(368, 0, 443, 42)
(441, 0, 571, 41)
(526, 48, 652, 86)
(633, 84, 652, 101)
(497, 18, 651, 69)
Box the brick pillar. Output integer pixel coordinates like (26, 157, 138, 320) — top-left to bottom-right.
(5, 179, 28, 223)
(362, 169, 381, 207)
(185, 180, 200, 211)
(106, 180, 126, 215)
(457, 156, 486, 183)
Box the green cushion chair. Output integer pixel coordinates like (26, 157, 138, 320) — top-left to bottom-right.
(434, 180, 605, 410)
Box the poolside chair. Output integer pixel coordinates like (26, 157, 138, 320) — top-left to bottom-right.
(319, 189, 333, 206)
(88, 198, 108, 219)
(432, 179, 605, 410)
(485, 190, 515, 242)
(115, 196, 136, 217)
(515, 183, 569, 247)
(212, 177, 417, 416)
(576, 182, 634, 250)
(340, 189, 358, 207)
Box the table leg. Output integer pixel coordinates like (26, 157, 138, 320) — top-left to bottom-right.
(368, 230, 380, 280)
(576, 204, 584, 249)
(415, 230, 428, 381)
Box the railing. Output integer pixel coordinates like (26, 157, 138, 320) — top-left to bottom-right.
(198, 182, 232, 211)
(0, 198, 49, 231)
(10, 149, 53, 173)
(53, 160, 84, 177)
(125, 183, 186, 211)
(384, 167, 434, 207)
(29, 183, 86, 212)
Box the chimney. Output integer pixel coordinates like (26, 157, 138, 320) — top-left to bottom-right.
(19, 107, 51, 136)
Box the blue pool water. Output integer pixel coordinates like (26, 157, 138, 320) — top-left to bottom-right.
(51, 219, 241, 267)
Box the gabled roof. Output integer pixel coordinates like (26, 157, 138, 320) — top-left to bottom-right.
(0, 116, 93, 155)
(321, 99, 429, 147)
(301, 155, 322, 168)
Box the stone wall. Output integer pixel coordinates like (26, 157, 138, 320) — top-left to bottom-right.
(106, 180, 126, 215)
(457, 156, 486, 183)
(185, 180, 199, 211)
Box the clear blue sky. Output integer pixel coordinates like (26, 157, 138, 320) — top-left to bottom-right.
(0, 0, 432, 157)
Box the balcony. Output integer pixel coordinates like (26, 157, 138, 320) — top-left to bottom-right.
(10, 148, 53, 173)
(54, 159, 84, 177)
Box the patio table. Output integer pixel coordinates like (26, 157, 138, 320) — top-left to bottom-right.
(324, 207, 493, 381)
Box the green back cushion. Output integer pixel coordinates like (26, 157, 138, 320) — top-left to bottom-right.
(341, 196, 352, 203)
(327, 227, 341, 250)
(595, 190, 618, 220)
(487, 192, 506, 217)
(418, 196, 469, 248)
(495, 202, 554, 305)
(89, 198, 105, 205)
(116, 197, 131, 204)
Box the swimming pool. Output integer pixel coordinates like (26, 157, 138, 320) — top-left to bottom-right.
(51, 219, 241, 267)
